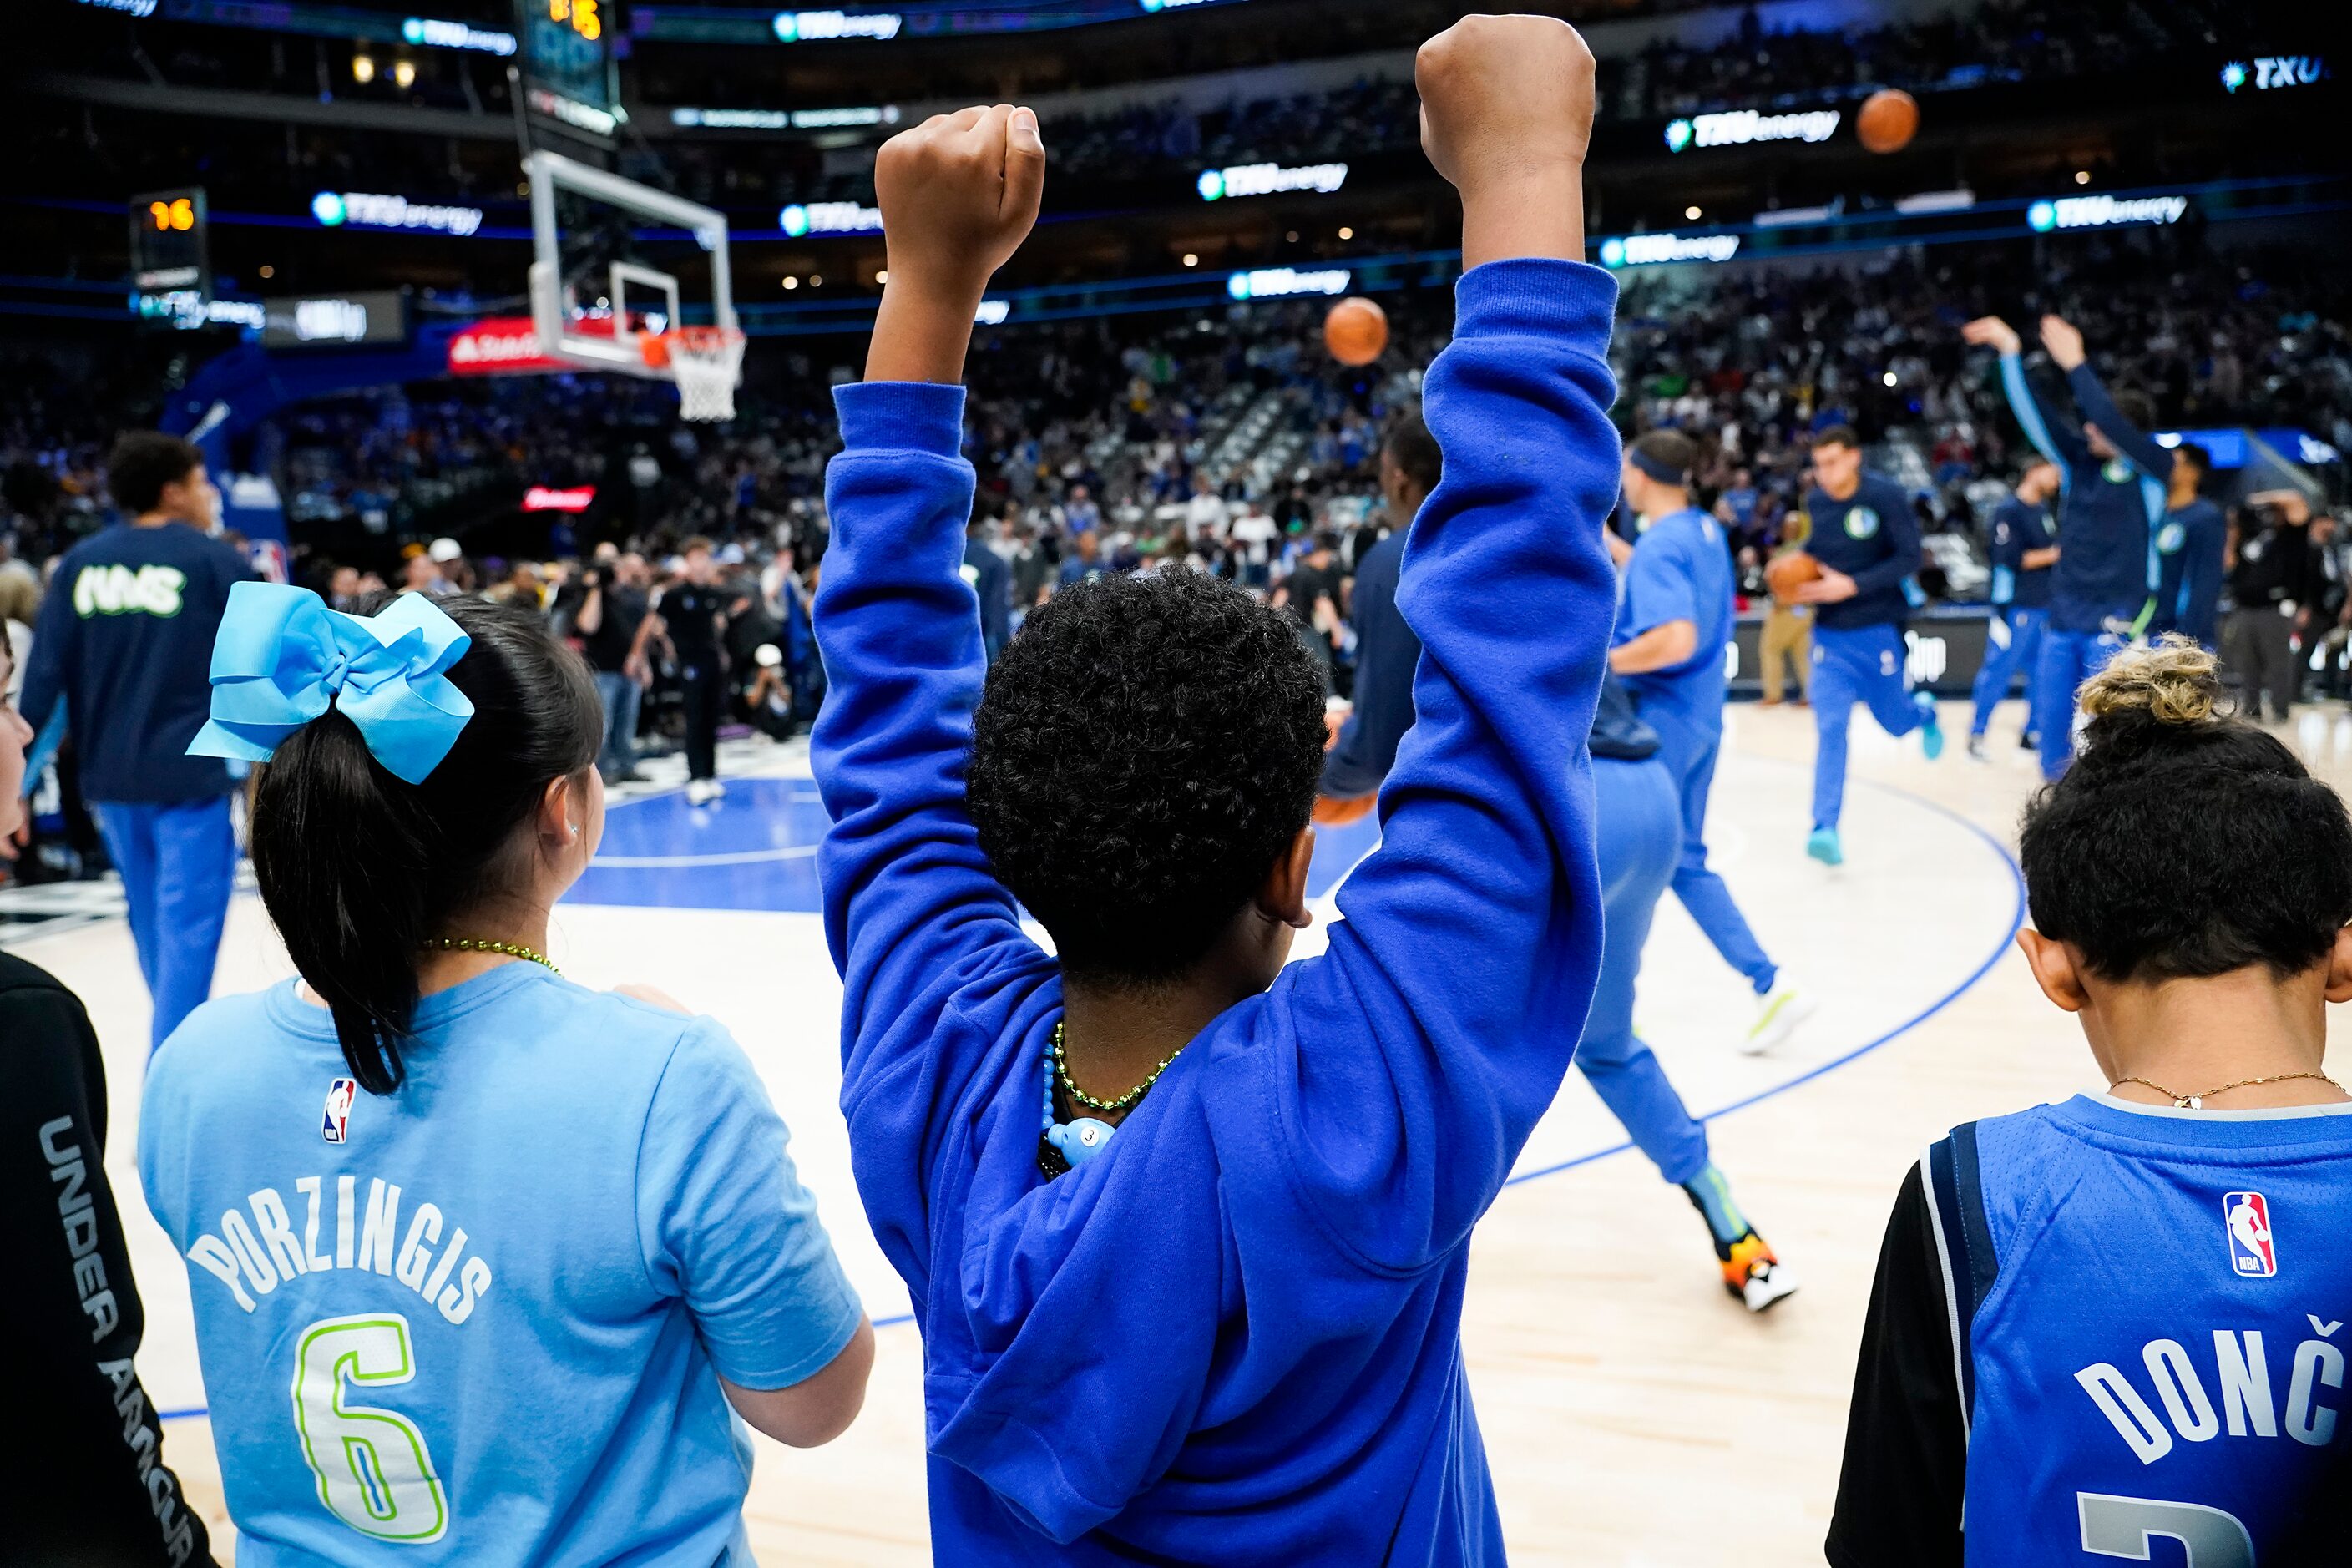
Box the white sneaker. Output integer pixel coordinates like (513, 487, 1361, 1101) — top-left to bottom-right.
(1739, 1256, 1801, 1313)
(1743, 976, 1817, 1055)
(685, 780, 715, 807)
(706, 779, 728, 800)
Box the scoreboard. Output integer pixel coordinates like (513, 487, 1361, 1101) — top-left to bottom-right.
(519, 0, 617, 142)
(128, 187, 212, 326)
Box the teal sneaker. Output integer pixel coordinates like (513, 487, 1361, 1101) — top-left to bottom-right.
(1807, 826, 1844, 866)
(1916, 695, 1945, 761)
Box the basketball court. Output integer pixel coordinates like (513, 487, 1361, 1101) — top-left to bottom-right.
(15, 701, 2344, 1563)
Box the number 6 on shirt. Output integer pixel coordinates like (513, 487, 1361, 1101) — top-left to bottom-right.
(291, 1313, 449, 1543)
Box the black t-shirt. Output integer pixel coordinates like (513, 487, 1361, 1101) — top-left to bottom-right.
(658, 582, 726, 666)
(1287, 559, 1338, 633)
(582, 583, 648, 674)
(0, 952, 213, 1565)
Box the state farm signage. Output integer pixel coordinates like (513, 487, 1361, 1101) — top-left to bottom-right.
(447, 317, 568, 375)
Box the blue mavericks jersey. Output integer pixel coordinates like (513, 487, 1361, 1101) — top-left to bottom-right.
(1616, 506, 1732, 723)
(1803, 474, 1922, 633)
(1939, 1095, 2352, 1562)
(2154, 498, 2228, 645)
(1987, 497, 2056, 612)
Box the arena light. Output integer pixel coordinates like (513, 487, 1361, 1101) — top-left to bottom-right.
(2221, 56, 2328, 93)
(1665, 109, 1841, 153)
(1226, 266, 1350, 301)
(1597, 233, 1743, 269)
(671, 105, 901, 130)
(1196, 162, 1349, 201)
(780, 201, 882, 236)
(2026, 193, 2188, 233)
(772, 10, 903, 41)
(312, 190, 484, 236)
(975, 300, 1011, 325)
(402, 17, 518, 54)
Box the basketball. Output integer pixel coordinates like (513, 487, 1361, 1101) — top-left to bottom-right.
(1856, 88, 1920, 154)
(1324, 296, 1389, 366)
(1765, 550, 1825, 604)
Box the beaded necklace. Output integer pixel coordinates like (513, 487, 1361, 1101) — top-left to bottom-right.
(1039, 1020, 1184, 1177)
(423, 937, 560, 975)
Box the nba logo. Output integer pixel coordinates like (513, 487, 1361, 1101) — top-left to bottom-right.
(321, 1078, 357, 1145)
(2223, 1191, 2276, 1277)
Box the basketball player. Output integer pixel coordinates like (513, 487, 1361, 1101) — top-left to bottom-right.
(1829, 640, 2350, 1563)
(1317, 415, 1439, 814)
(17, 432, 249, 1050)
(1965, 312, 2171, 779)
(144, 588, 872, 1558)
(811, 25, 1626, 1554)
(1965, 458, 2060, 759)
(2152, 443, 2225, 648)
(1613, 430, 1811, 1050)
(1788, 426, 1942, 867)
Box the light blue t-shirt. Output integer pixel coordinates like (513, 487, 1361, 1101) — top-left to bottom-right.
(1616, 506, 1733, 735)
(138, 963, 863, 1566)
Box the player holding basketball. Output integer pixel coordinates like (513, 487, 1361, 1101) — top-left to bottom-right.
(1965, 458, 2060, 758)
(812, 20, 1626, 1555)
(1829, 640, 2350, 1564)
(1789, 426, 1942, 866)
(1613, 429, 1812, 1051)
(142, 589, 872, 1560)
(1965, 312, 2172, 779)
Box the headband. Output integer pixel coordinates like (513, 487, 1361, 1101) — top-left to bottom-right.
(189, 582, 474, 786)
(1626, 445, 1690, 488)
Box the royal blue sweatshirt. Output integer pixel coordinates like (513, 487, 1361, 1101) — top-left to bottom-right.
(1998, 357, 2170, 635)
(1986, 496, 2056, 612)
(18, 522, 249, 804)
(1803, 473, 1921, 633)
(811, 258, 1620, 1565)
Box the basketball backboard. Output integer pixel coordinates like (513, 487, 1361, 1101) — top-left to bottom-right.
(524, 150, 738, 387)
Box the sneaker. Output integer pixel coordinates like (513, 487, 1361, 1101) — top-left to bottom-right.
(1806, 826, 1844, 866)
(1721, 1229, 1799, 1313)
(685, 780, 715, 807)
(614, 766, 650, 784)
(707, 780, 728, 800)
(1916, 695, 1945, 761)
(1966, 733, 1988, 761)
(1743, 976, 1817, 1055)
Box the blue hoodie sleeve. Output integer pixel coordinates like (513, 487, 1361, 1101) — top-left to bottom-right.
(811, 383, 1041, 1110)
(1257, 256, 1621, 1270)
(1999, 352, 2086, 477)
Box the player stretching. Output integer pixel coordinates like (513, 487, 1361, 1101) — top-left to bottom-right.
(813, 24, 1635, 1554)
(1788, 426, 1942, 867)
(1965, 312, 2171, 779)
(1965, 459, 2060, 758)
(1612, 431, 1812, 1052)
(1830, 640, 2349, 1564)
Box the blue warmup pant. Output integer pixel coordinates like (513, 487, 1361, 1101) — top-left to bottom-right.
(1808, 623, 1924, 832)
(1969, 606, 2048, 737)
(92, 796, 237, 1053)
(1576, 755, 1710, 1187)
(2030, 626, 2127, 781)
(1645, 706, 1775, 995)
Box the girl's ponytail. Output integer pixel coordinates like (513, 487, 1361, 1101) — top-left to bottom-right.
(243, 593, 601, 1093)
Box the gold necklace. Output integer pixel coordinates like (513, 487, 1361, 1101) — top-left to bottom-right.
(2111, 1070, 2343, 1110)
(1053, 1020, 1184, 1115)
(424, 937, 560, 975)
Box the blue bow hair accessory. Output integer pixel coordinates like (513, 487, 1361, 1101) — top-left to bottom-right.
(189, 582, 475, 786)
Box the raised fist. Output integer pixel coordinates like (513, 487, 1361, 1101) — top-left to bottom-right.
(1416, 15, 1596, 200)
(2038, 314, 2086, 371)
(873, 104, 1044, 299)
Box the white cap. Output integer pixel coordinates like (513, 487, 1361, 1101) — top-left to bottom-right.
(755, 643, 784, 669)
(427, 537, 463, 564)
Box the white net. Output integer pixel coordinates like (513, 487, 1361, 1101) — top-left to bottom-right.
(658, 328, 745, 422)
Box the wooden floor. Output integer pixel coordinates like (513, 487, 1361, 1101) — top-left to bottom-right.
(23, 695, 2352, 1565)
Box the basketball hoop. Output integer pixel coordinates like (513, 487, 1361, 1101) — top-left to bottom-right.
(642, 326, 745, 422)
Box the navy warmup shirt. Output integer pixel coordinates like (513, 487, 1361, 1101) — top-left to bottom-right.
(1803, 473, 1921, 633)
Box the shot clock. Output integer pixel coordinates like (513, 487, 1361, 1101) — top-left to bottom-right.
(127, 186, 210, 326)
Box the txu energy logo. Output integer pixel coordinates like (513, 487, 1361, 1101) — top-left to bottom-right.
(1664, 119, 1693, 153)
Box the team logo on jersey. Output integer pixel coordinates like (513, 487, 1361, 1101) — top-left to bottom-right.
(322, 1078, 357, 1144)
(2157, 521, 2186, 555)
(2223, 1190, 2275, 1277)
(1844, 506, 1880, 540)
(2102, 458, 2135, 484)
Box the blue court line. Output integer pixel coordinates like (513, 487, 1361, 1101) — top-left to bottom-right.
(159, 775, 2021, 1420)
